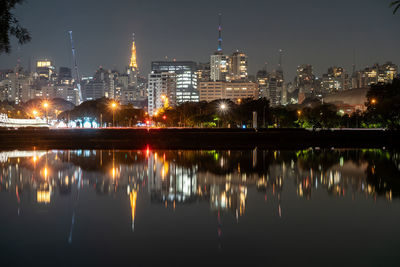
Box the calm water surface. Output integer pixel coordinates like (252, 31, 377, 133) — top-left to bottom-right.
(0, 149, 399, 266)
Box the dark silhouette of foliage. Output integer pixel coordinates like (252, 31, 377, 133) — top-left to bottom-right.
(364, 78, 400, 129)
(391, 1, 400, 14)
(0, 0, 31, 54)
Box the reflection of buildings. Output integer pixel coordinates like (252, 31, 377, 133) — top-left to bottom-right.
(0, 149, 398, 237)
(210, 184, 247, 218)
(147, 151, 198, 205)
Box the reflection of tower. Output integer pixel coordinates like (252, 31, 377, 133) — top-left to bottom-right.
(129, 186, 137, 231)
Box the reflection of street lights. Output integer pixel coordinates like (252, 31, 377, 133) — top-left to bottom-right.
(111, 101, 117, 127)
(42, 101, 49, 124)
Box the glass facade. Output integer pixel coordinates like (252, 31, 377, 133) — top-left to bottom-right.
(151, 61, 198, 103)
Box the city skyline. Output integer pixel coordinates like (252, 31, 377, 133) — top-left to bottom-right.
(0, 0, 399, 81)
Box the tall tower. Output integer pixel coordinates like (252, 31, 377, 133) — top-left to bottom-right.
(211, 13, 229, 81)
(217, 13, 222, 53)
(129, 33, 138, 71)
(128, 33, 138, 88)
(278, 49, 283, 72)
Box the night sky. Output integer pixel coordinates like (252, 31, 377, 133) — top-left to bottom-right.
(0, 0, 399, 80)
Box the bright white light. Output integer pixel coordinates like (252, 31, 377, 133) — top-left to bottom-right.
(69, 121, 77, 128)
(57, 121, 67, 128)
(92, 121, 98, 128)
(83, 121, 92, 128)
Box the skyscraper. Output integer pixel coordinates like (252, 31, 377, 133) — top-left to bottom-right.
(148, 72, 177, 116)
(321, 67, 349, 93)
(295, 64, 316, 103)
(229, 51, 248, 81)
(151, 61, 198, 103)
(36, 60, 55, 80)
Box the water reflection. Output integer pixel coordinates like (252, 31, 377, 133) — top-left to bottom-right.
(1, 149, 399, 216)
(1, 148, 400, 264)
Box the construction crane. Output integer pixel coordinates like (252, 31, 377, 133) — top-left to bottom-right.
(68, 31, 83, 104)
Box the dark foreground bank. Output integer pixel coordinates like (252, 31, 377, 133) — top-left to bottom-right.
(0, 128, 398, 150)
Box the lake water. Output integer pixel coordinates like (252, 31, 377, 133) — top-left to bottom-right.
(0, 149, 399, 266)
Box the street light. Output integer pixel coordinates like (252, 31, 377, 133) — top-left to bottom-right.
(218, 102, 228, 128)
(111, 101, 118, 127)
(371, 98, 377, 105)
(42, 101, 49, 124)
(32, 109, 38, 118)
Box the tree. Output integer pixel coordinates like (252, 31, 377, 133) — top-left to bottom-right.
(364, 79, 400, 129)
(391, 1, 400, 14)
(0, 0, 30, 54)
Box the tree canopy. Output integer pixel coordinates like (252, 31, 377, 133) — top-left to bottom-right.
(0, 0, 30, 54)
(391, 1, 400, 14)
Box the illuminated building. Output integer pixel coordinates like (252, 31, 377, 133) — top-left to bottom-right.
(148, 72, 176, 116)
(36, 60, 55, 80)
(199, 81, 258, 102)
(354, 62, 398, 88)
(256, 70, 268, 98)
(321, 66, 350, 93)
(55, 85, 79, 105)
(211, 53, 230, 82)
(82, 78, 108, 101)
(58, 67, 72, 84)
(197, 62, 211, 82)
(151, 61, 198, 104)
(295, 64, 316, 103)
(229, 51, 248, 81)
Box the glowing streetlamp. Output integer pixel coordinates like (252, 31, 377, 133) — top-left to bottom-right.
(220, 103, 227, 111)
(297, 110, 302, 116)
(42, 101, 49, 124)
(32, 109, 38, 118)
(111, 101, 118, 127)
(218, 102, 228, 128)
(371, 98, 377, 105)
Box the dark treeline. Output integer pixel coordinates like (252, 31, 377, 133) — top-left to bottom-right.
(152, 79, 400, 129)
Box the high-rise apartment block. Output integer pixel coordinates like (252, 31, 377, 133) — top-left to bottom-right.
(151, 61, 198, 103)
(148, 72, 177, 116)
(321, 67, 350, 93)
(229, 51, 248, 81)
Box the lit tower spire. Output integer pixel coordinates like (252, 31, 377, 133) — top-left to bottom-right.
(217, 13, 222, 53)
(129, 33, 138, 71)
